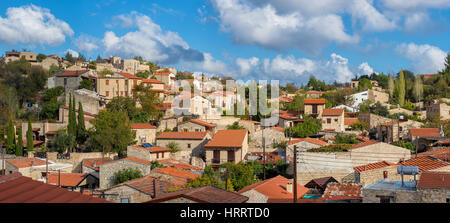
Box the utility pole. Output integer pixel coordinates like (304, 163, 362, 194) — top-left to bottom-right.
(293, 145, 298, 203)
(45, 151, 48, 184)
(262, 116, 266, 180)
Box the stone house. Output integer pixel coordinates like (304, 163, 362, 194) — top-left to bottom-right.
(151, 166, 201, 189)
(126, 145, 172, 162)
(322, 183, 362, 203)
(131, 123, 157, 145)
(306, 91, 324, 99)
(304, 99, 325, 118)
(417, 171, 450, 203)
(286, 137, 328, 161)
(81, 157, 114, 175)
(427, 99, 450, 120)
(238, 175, 309, 203)
(46, 172, 99, 191)
(238, 120, 261, 137)
(68, 88, 107, 116)
(362, 179, 420, 203)
(5, 51, 37, 63)
(54, 70, 94, 93)
(96, 72, 141, 100)
(344, 118, 359, 131)
(252, 127, 285, 152)
(368, 89, 389, 105)
(376, 120, 423, 143)
(204, 129, 249, 166)
(156, 132, 211, 163)
(145, 185, 249, 203)
(98, 156, 152, 189)
(278, 111, 303, 128)
(101, 175, 173, 203)
(358, 113, 392, 132)
(158, 116, 183, 132)
(321, 109, 345, 132)
(351, 161, 404, 187)
(408, 128, 443, 152)
(178, 119, 217, 134)
(154, 72, 176, 87)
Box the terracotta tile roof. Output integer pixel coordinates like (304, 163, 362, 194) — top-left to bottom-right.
(131, 123, 157, 129)
(238, 175, 309, 202)
(155, 72, 172, 76)
(146, 185, 249, 203)
(56, 70, 88, 77)
(348, 140, 379, 150)
(416, 148, 450, 161)
(245, 152, 283, 164)
(158, 159, 203, 172)
(47, 173, 88, 187)
(344, 118, 358, 125)
(121, 156, 152, 165)
(6, 158, 51, 168)
(116, 72, 141, 79)
(180, 119, 216, 128)
(322, 109, 344, 116)
(111, 175, 173, 197)
(304, 177, 339, 190)
(409, 128, 441, 137)
(356, 136, 371, 142)
(417, 172, 450, 189)
(155, 167, 201, 180)
(156, 131, 208, 140)
(287, 137, 328, 146)
(82, 158, 113, 169)
(354, 161, 398, 173)
(279, 97, 294, 103)
(142, 79, 164, 84)
(304, 99, 325, 104)
(322, 183, 362, 200)
(205, 129, 247, 148)
(130, 145, 172, 153)
(0, 173, 109, 203)
(400, 156, 450, 172)
(270, 127, 285, 132)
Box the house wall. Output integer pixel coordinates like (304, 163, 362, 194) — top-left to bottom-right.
(96, 77, 137, 99)
(133, 128, 157, 145)
(252, 129, 285, 151)
(99, 161, 151, 189)
(419, 188, 450, 203)
(55, 76, 82, 92)
(350, 143, 411, 166)
(178, 122, 206, 132)
(355, 166, 413, 187)
(156, 138, 210, 163)
(103, 185, 153, 203)
(368, 90, 389, 105)
(322, 114, 344, 132)
(304, 104, 325, 117)
(126, 146, 170, 162)
(362, 188, 421, 203)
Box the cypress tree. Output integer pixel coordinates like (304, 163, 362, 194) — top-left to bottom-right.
(77, 102, 86, 144)
(26, 119, 34, 154)
(6, 118, 16, 154)
(398, 70, 406, 106)
(16, 128, 23, 157)
(67, 93, 73, 135)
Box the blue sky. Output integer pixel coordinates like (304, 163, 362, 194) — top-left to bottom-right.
(0, 0, 449, 84)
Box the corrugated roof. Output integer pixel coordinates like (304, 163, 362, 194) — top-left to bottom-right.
(145, 185, 249, 203)
(205, 129, 247, 148)
(0, 173, 109, 203)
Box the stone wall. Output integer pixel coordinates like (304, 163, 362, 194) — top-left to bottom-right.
(362, 188, 421, 203)
(252, 128, 285, 150)
(103, 185, 153, 203)
(156, 138, 210, 163)
(240, 190, 268, 203)
(43, 152, 116, 173)
(356, 166, 414, 187)
(134, 128, 157, 145)
(99, 160, 151, 189)
(419, 188, 450, 203)
(177, 122, 206, 133)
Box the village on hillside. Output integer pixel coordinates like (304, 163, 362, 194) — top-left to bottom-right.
(0, 50, 450, 204)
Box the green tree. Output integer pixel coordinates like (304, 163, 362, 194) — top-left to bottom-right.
(51, 131, 75, 154)
(394, 141, 416, 154)
(37, 53, 47, 62)
(132, 84, 163, 121)
(77, 102, 86, 145)
(221, 162, 258, 191)
(90, 110, 136, 158)
(79, 79, 94, 91)
(413, 75, 423, 103)
(334, 134, 359, 144)
(398, 70, 406, 106)
(39, 87, 64, 120)
(113, 168, 143, 185)
(106, 96, 139, 120)
(6, 118, 16, 154)
(166, 141, 181, 153)
(26, 119, 34, 154)
(286, 116, 322, 138)
(15, 128, 23, 156)
(136, 71, 150, 79)
(226, 122, 246, 130)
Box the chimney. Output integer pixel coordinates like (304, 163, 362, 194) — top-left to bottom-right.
(286, 182, 293, 193)
(153, 178, 159, 198)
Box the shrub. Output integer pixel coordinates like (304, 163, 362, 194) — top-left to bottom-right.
(113, 168, 143, 185)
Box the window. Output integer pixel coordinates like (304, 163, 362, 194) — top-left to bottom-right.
(120, 198, 130, 203)
(116, 80, 119, 85)
(187, 144, 191, 149)
(327, 118, 331, 124)
(156, 153, 159, 159)
(64, 78, 67, 86)
(378, 196, 392, 203)
(228, 150, 235, 163)
(213, 150, 220, 164)
(106, 91, 109, 97)
(106, 80, 109, 85)
(161, 152, 164, 158)
(134, 80, 137, 86)
(334, 119, 338, 122)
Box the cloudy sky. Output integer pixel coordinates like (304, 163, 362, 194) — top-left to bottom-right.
(0, 0, 449, 84)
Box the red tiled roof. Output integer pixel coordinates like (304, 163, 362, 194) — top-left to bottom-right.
(416, 148, 450, 162)
(111, 175, 173, 197)
(156, 131, 208, 140)
(155, 167, 201, 180)
(349, 140, 379, 150)
(0, 173, 109, 203)
(205, 129, 247, 148)
(6, 158, 51, 168)
(322, 109, 344, 116)
(180, 119, 216, 128)
(145, 185, 249, 203)
(131, 123, 157, 129)
(286, 138, 328, 146)
(322, 183, 362, 200)
(56, 70, 88, 77)
(142, 79, 164, 84)
(158, 159, 203, 172)
(409, 128, 441, 137)
(400, 156, 450, 172)
(130, 145, 171, 153)
(344, 118, 358, 125)
(238, 175, 309, 202)
(82, 158, 113, 169)
(354, 161, 398, 173)
(270, 127, 285, 132)
(47, 173, 87, 187)
(121, 156, 152, 165)
(356, 136, 371, 142)
(116, 72, 141, 79)
(417, 172, 450, 189)
(304, 99, 325, 104)
(279, 97, 294, 103)
(155, 72, 172, 76)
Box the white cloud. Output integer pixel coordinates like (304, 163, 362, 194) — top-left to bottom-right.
(381, 0, 450, 11)
(403, 12, 432, 32)
(358, 62, 376, 76)
(74, 35, 99, 53)
(102, 12, 204, 64)
(65, 49, 79, 58)
(211, 0, 358, 55)
(236, 57, 259, 75)
(395, 43, 447, 74)
(0, 5, 73, 45)
(349, 0, 397, 32)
